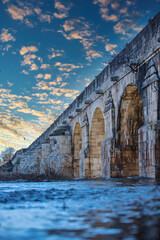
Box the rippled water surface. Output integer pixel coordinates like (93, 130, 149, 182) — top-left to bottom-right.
(0, 178, 160, 240)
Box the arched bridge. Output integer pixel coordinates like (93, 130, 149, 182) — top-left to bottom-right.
(5, 12, 160, 179)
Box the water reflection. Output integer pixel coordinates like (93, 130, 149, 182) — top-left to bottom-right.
(0, 178, 160, 240)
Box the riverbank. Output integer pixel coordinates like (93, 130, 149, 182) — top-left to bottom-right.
(0, 173, 71, 182)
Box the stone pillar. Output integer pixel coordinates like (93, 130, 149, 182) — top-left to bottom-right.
(80, 113, 90, 178)
(40, 141, 50, 174)
(139, 121, 160, 178)
(102, 91, 115, 178)
(139, 59, 160, 178)
(49, 134, 73, 178)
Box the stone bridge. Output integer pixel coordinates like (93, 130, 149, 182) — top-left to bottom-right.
(2, 12, 160, 179)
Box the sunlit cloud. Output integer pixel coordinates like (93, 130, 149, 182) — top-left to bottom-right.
(38, 14, 51, 23)
(77, 77, 91, 86)
(114, 19, 143, 36)
(111, 2, 120, 9)
(0, 28, 15, 42)
(7, 81, 14, 87)
(58, 18, 104, 61)
(48, 48, 64, 59)
(32, 92, 48, 100)
(40, 64, 50, 69)
(34, 8, 41, 15)
(93, 0, 118, 22)
(105, 43, 117, 55)
(54, 0, 71, 19)
(20, 46, 38, 55)
(54, 62, 83, 72)
(35, 73, 43, 79)
(30, 63, 38, 71)
(7, 4, 32, 21)
(21, 54, 37, 66)
(44, 74, 51, 80)
(22, 70, 29, 75)
(86, 50, 102, 61)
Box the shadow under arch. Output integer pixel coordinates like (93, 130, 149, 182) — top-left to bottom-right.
(89, 107, 105, 178)
(113, 84, 143, 177)
(73, 122, 82, 178)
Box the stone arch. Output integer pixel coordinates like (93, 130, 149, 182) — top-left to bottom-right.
(89, 107, 105, 178)
(113, 84, 143, 177)
(73, 122, 82, 178)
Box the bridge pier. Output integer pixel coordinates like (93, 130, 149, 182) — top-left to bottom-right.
(101, 91, 115, 178)
(80, 113, 90, 178)
(139, 122, 160, 178)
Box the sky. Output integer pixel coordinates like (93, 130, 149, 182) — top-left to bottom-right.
(0, 0, 159, 154)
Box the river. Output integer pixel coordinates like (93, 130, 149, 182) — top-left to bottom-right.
(0, 178, 160, 240)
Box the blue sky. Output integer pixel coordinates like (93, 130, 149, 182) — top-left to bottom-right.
(0, 0, 159, 154)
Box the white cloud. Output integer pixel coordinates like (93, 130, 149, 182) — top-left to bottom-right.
(39, 14, 51, 23)
(93, 0, 118, 22)
(40, 64, 50, 69)
(54, 0, 70, 19)
(7, 81, 13, 87)
(114, 19, 143, 36)
(34, 8, 41, 15)
(32, 93, 48, 101)
(105, 43, 117, 51)
(54, 62, 83, 72)
(44, 74, 51, 80)
(86, 50, 102, 61)
(20, 46, 38, 55)
(22, 70, 29, 75)
(48, 48, 64, 59)
(35, 73, 43, 78)
(21, 54, 37, 66)
(30, 63, 38, 71)
(0, 28, 15, 42)
(59, 18, 103, 61)
(7, 4, 32, 21)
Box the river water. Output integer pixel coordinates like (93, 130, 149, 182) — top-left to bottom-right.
(0, 178, 160, 240)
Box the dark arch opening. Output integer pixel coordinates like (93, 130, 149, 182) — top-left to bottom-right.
(114, 84, 143, 177)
